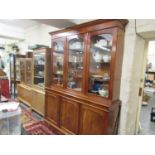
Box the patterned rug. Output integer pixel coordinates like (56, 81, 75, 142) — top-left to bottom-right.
(24, 121, 55, 135)
(21, 109, 38, 128)
(21, 108, 55, 135)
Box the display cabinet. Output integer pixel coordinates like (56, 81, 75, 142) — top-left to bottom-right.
(33, 48, 51, 88)
(32, 48, 51, 116)
(19, 58, 33, 85)
(9, 54, 25, 97)
(45, 19, 128, 135)
(17, 58, 33, 106)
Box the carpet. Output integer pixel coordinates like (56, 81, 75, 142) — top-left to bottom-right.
(21, 108, 55, 135)
(24, 121, 55, 135)
(21, 109, 38, 128)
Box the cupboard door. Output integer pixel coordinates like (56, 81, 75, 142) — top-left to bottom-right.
(17, 84, 32, 106)
(32, 89, 45, 116)
(79, 105, 108, 135)
(45, 92, 60, 126)
(60, 98, 79, 134)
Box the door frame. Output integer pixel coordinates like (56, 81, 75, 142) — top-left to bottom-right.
(135, 40, 149, 134)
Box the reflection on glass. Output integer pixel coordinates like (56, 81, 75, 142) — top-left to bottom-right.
(26, 60, 32, 85)
(67, 35, 84, 92)
(20, 61, 25, 83)
(16, 59, 20, 81)
(52, 39, 64, 86)
(88, 34, 112, 98)
(10, 56, 14, 79)
(34, 53, 45, 87)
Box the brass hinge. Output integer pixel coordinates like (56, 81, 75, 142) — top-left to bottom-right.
(139, 87, 143, 96)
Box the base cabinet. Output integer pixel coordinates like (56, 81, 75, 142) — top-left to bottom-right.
(79, 105, 108, 135)
(45, 92, 60, 126)
(45, 90, 119, 135)
(17, 84, 32, 106)
(60, 98, 79, 134)
(32, 88, 45, 116)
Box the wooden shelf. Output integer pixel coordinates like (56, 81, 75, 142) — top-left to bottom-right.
(54, 50, 64, 54)
(34, 76, 44, 79)
(69, 48, 83, 52)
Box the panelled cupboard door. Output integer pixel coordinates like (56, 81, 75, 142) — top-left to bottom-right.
(60, 98, 79, 134)
(79, 105, 108, 135)
(32, 89, 45, 116)
(45, 93, 60, 126)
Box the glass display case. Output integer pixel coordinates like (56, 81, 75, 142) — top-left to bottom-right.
(88, 33, 112, 98)
(48, 19, 127, 135)
(16, 59, 20, 81)
(33, 52, 45, 87)
(25, 59, 32, 85)
(10, 55, 14, 80)
(19, 60, 25, 83)
(31, 48, 51, 116)
(50, 33, 112, 98)
(52, 39, 64, 87)
(9, 54, 25, 97)
(67, 35, 84, 92)
(19, 58, 32, 85)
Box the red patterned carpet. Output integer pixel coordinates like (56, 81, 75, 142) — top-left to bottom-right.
(21, 108, 55, 135)
(23, 121, 55, 135)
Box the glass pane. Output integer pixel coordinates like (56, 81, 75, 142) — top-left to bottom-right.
(34, 53, 45, 87)
(52, 39, 64, 86)
(10, 56, 14, 79)
(67, 35, 84, 92)
(16, 59, 20, 81)
(26, 60, 32, 85)
(88, 33, 112, 98)
(20, 61, 25, 83)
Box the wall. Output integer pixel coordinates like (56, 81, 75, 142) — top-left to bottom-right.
(119, 19, 155, 134)
(19, 24, 59, 54)
(0, 23, 24, 40)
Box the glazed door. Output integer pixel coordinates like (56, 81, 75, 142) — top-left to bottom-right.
(20, 59, 25, 83)
(16, 57, 21, 81)
(25, 59, 32, 85)
(33, 52, 45, 88)
(86, 29, 114, 99)
(10, 54, 15, 80)
(66, 34, 86, 92)
(52, 38, 65, 87)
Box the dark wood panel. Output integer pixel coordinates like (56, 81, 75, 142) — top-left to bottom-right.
(79, 105, 108, 135)
(50, 20, 128, 39)
(60, 98, 79, 134)
(45, 92, 60, 126)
